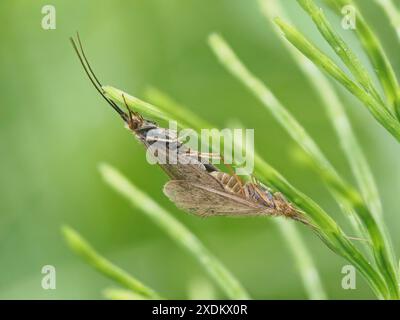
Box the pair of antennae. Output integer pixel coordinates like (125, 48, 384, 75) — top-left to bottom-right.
(70, 33, 128, 122)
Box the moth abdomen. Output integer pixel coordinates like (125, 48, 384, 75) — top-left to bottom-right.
(210, 171, 243, 194)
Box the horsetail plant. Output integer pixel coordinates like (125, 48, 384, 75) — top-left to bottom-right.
(324, 0, 400, 118)
(208, 31, 399, 285)
(274, 18, 400, 142)
(66, 0, 400, 300)
(259, 0, 398, 298)
(259, 0, 376, 254)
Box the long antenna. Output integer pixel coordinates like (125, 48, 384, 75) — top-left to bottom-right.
(70, 33, 128, 122)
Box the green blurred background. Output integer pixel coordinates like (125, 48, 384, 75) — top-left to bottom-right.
(0, 0, 399, 299)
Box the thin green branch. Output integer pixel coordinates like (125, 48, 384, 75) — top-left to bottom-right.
(298, 0, 385, 108)
(103, 86, 173, 123)
(208, 33, 398, 299)
(325, 0, 400, 119)
(62, 225, 162, 299)
(99, 163, 250, 300)
(274, 18, 400, 143)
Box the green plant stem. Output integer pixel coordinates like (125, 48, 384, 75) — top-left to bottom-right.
(276, 220, 327, 300)
(62, 226, 162, 299)
(145, 89, 327, 300)
(325, 0, 400, 119)
(103, 86, 173, 123)
(274, 18, 400, 143)
(99, 163, 250, 300)
(208, 33, 398, 299)
(298, 0, 385, 108)
(269, 17, 400, 296)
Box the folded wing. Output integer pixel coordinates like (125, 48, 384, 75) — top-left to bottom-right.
(163, 180, 269, 216)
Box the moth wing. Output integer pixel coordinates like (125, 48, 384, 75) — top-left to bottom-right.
(146, 141, 225, 191)
(163, 180, 266, 216)
(162, 157, 223, 189)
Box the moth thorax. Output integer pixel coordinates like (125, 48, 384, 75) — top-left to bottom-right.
(210, 171, 242, 194)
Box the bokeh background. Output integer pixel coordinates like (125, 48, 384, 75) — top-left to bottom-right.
(0, 0, 399, 299)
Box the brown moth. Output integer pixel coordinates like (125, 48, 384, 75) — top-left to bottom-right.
(71, 34, 307, 224)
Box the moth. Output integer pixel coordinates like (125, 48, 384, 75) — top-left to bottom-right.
(70, 34, 308, 224)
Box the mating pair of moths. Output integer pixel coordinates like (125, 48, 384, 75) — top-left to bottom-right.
(71, 35, 307, 224)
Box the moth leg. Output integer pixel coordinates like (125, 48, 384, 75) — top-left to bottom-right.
(122, 94, 143, 129)
(145, 135, 188, 144)
(121, 94, 134, 129)
(252, 182, 275, 208)
(184, 149, 221, 160)
(146, 136, 179, 143)
(273, 192, 287, 202)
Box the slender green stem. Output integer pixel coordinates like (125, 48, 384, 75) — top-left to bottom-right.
(103, 85, 173, 123)
(274, 18, 400, 143)
(270, 17, 400, 297)
(298, 0, 385, 108)
(208, 33, 399, 299)
(99, 163, 250, 300)
(325, 0, 400, 119)
(62, 225, 162, 299)
(145, 88, 327, 300)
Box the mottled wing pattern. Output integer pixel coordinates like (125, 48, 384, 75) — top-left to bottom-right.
(163, 180, 270, 216)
